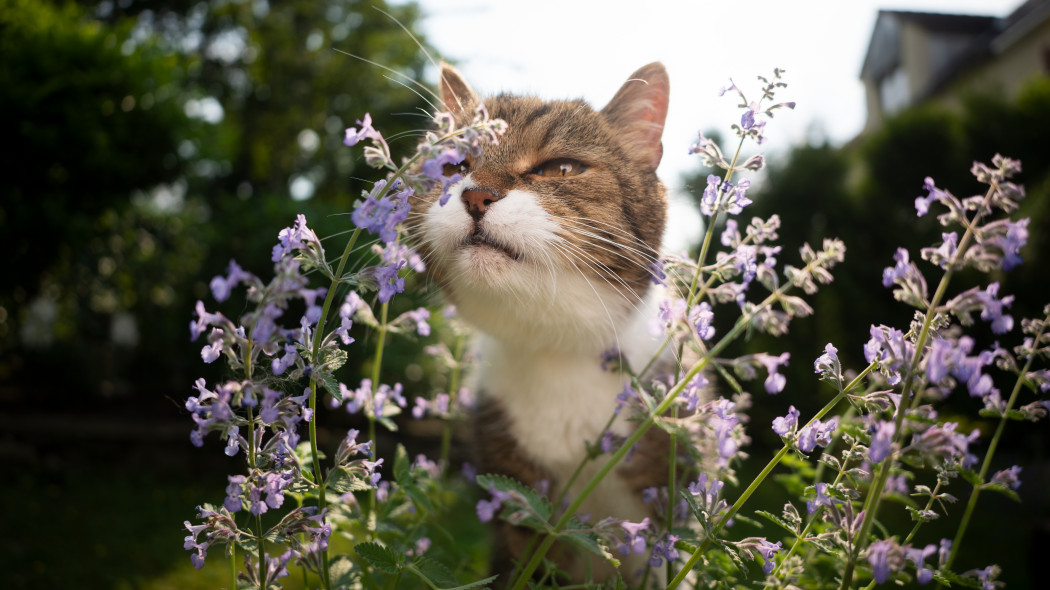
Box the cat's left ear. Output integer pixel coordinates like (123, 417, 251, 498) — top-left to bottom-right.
(601, 62, 670, 170)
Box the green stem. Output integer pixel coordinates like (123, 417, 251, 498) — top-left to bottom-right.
(945, 325, 1043, 569)
(230, 544, 237, 590)
(440, 335, 467, 469)
(669, 388, 850, 588)
(306, 226, 361, 590)
(367, 300, 390, 528)
(839, 182, 998, 590)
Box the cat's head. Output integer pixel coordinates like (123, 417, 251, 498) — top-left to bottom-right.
(412, 63, 669, 353)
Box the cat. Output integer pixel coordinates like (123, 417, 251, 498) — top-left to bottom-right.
(413, 61, 672, 584)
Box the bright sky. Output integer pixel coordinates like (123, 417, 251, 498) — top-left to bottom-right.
(413, 0, 1022, 249)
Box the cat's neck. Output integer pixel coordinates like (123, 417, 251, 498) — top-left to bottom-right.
(450, 273, 662, 358)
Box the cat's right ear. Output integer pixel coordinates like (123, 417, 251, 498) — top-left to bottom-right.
(439, 62, 479, 116)
(601, 62, 670, 171)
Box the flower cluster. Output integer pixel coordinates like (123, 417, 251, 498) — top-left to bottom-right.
(182, 104, 505, 587)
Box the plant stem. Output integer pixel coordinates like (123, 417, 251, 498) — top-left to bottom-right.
(945, 323, 1043, 569)
(306, 226, 361, 590)
(366, 300, 390, 529)
(440, 335, 466, 469)
(839, 183, 998, 590)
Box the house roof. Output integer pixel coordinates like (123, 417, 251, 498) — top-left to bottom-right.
(860, 0, 1049, 98)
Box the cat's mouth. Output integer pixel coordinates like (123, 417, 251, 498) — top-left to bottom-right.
(462, 231, 522, 261)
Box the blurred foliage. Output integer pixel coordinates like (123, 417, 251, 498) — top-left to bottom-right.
(679, 78, 1050, 588)
(0, 0, 436, 405)
(683, 75, 1050, 442)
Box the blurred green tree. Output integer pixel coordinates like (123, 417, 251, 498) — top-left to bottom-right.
(0, 0, 436, 403)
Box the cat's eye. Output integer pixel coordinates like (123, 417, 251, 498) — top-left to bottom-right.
(442, 161, 470, 177)
(529, 158, 588, 178)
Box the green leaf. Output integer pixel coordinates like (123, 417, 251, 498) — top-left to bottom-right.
(680, 488, 710, 528)
(444, 575, 499, 590)
(404, 485, 437, 514)
(475, 474, 553, 521)
(982, 482, 1022, 503)
(394, 444, 412, 485)
(959, 467, 984, 488)
(328, 466, 372, 494)
(558, 519, 619, 565)
(354, 541, 401, 574)
(755, 510, 800, 536)
(328, 554, 358, 590)
(319, 372, 343, 402)
(410, 556, 459, 587)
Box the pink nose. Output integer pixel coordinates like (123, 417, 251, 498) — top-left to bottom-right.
(462, 189, 497, 215)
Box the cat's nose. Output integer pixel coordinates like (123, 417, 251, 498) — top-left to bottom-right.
(461, 189, 500, 220)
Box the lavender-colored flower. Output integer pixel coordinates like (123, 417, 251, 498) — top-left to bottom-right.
(271, 214, 321, 263)
(865, 325, 915, 386)
(680, 372, 708, 411)
(689, 302, 716, 340)
(353, 181, 412, 245)
(419, 145, 463, 179)
(405, 307, 431, 337)
(867, 538, 903, 584)
(740, 105, 757, 130)
(649, 533, 680, 567)
(869, 420, 896, 463)
(914, 176, 945, 217)
(905, 544, 937, 585)
(966, 565, 1001, 590)
(772, 405, 799, 436)
(796, 417, 838, 453)
(721, 219, 740, 247)
(372, 259, 407, 303)
(814, 342, 840, 380)
(688, 473, 728, 518)
(343, 112, 382, 146)
(700, 174, 720, 216)
(976, 283, 1015, 334)
(724, 179, 753, 215)
(650, 296, 687, 337)
(618, 517, 651, 555)
(905, 421, 979, 468)
(806, 482, 836, 514)
(756, 538, 781, 574)
(990, 465, 1022, 490)
(756, 352, 790, 394)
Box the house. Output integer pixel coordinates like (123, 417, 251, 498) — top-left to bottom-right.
(859, 0, 1050, 131)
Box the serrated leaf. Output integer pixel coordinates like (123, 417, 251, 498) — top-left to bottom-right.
(354, 541, 401, 574)
(959, 468, 984, 488)
(237, 536, 258, 555)
(329, 466, 372, 494)
(319, 373, 342, 402)
(475, 474, 553, 521)
(410, 556, 459, 587)
(680, 488, 707, 527)
(719, 542, 749, 574)
(404, 485, 437, 514)
(982, 483, 1022, 502)
(394, 444, 412, 485)
(328, 554, 358, 589)
(755, 510, 800, 536)
(558, 521, 618, 565)
(444, 576, 499, 590)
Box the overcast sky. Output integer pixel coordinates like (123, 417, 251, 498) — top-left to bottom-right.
(411, 0, 1021, 248)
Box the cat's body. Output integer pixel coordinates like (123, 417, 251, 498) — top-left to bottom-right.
(415, 63, 672, 583)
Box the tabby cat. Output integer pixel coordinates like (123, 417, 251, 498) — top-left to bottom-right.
(414, 62, 672, 584)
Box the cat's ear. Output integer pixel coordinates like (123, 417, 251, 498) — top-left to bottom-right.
(439, 62, 479, 116)
(601, 62, 670, 170)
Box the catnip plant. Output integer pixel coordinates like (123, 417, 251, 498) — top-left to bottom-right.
(182, 69, 1048, 590)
